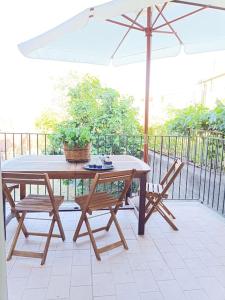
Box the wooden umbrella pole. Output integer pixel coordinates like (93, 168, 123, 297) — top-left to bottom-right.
(143, 7, 152, 163)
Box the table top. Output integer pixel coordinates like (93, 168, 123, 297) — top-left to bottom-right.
(2, 155, 150, 179)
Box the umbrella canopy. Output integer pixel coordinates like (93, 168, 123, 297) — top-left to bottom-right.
(18, 0, 225, 161)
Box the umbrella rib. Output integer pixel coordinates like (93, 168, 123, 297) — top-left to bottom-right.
(109, 10, 144, 60)
(153, 7, 206, 31)
(121, 14, 145, 30)
(106, 19, 143, 32)
(152, 2, 167, 27)
(172, 0, 225, 11)
(155, 5, 183, 45)
(153, 30, 174, 34)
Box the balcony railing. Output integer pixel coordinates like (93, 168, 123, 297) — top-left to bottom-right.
(1, 132, 225, 216)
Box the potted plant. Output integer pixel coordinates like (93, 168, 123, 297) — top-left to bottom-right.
(51, 120, 91, 162)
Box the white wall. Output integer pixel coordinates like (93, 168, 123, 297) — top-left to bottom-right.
(0, 164, 8, 300)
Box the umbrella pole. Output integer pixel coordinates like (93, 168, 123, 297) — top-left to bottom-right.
(143, 7, 152, 163)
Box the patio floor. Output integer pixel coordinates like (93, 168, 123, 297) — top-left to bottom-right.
(5, 201, 225, 300)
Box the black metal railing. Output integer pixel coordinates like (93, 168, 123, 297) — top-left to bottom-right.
(1, 131, 225, 215)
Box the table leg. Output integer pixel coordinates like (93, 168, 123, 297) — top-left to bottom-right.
(138, 173, 147, 235)
(125, 187, 131, 205)
(20, 184, 26, 199)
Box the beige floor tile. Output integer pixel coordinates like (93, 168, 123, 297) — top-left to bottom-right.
(153, 238, 175, 253)
(22, 288, 47, 300)
(116, 282, 140, 300)
(158, 280, 187, 300)
(70, 286, 92, 300)
(141, 291, 164, 300)
(52, 260, 72, 276)
(72, 249, 91, 266)
(56, 242, 74, 251)
(111, 263, 134, 284)
(71, 266, 92, 286)
(54, 249, 73, 258)
(9, 259, 32, 278)
(172, 268, 200, 290)
(127, 253, 150, 271)
(47, 275, 70, 299)
(162, 252, 186, 269)
(198, 276, 225, 300)
(173, 245, 198, 260)
(184, 289, 210, 300)
(27, 267, 52, 288)
(91, 257, 112, 274)
(8, 277, 28, 300)
(208, 265, 225, 287)
(93, 273, 115, 297)
(184, 258, 214, 277)
(93, 296, 116, 300)
(149, 260, 174, 281)
(106, 250, 129, 264)
(133, 270, 159, 293)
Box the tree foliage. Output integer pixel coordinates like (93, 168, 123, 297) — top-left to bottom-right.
(66, 75, 141, 136)
(35, 111, 60, 132)
(36, 74, 142, 136)
(36, 74, 143, 156)
(165, 101, 225, 135)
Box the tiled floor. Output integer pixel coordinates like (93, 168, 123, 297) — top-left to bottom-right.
(5, 201, 225, 300)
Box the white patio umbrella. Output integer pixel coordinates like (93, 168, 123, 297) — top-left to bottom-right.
(18, 0, 225, 162)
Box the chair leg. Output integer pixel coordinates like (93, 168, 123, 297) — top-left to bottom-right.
(7, 212, 26, 261)
(109, 207, 128, 250)
(145, 200, 151, 211)
(105, 206, 119, 232)
(73, 212, 85, 241)
(54, 211, 65, 241)
(84, 216, 101, 261)
(15, 212, 29, 238)
(159, 201, 176, 219)
(157, 207, 178, 231)
(145, 196, 162, 224)
(41, 217, 55, 265)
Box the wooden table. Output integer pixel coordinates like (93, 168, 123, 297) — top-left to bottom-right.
(2, 155, 150, 235)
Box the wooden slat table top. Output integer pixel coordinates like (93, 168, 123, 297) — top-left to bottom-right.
(2, 155, 150, 179)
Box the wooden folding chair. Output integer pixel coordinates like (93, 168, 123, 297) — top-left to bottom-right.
(145, 159, 184, 230)
(2, 172, 65, 265)
(73, 169, 135, 260)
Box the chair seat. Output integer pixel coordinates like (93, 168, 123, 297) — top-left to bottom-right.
(75, 192, 121, 212)
(146, 183, 168, 198)
(15, 194, 64, 212)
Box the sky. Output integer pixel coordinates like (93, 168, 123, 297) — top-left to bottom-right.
(0, 0, 225, 132)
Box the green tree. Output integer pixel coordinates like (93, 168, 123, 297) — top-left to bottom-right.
(208, 100, 225, 133)
(163, 101, 225, 135)
(36, 74, 142, 136)
(35, 111, 60, 132)
(165, 104, 210, 135)
(36, 74, 143, 156)
(67, 75, 101, 127)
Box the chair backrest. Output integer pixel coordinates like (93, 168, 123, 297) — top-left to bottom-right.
(2, 172, 56, 211)
(84, 169, 135, 209)
(159, 160, 185, 198)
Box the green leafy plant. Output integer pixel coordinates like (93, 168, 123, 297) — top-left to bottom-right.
(50, 120, 91, 150)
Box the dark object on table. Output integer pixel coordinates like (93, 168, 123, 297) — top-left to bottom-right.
(84, 164, 114, 171)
